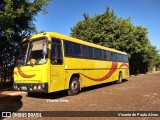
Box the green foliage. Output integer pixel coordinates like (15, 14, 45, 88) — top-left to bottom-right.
(71, 7, 159, 74)
(0, 0, 50, 41)
(0, 0, 50, 83)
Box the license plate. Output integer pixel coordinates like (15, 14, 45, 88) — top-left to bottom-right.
(21, 86, 27, 91)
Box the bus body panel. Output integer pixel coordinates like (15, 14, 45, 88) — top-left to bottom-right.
(14, 65, 46, 83)
(64, 57, 129, 88)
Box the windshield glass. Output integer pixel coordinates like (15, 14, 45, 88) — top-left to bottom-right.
(17, 41, 29, 66)
(17, 37, 48, 66)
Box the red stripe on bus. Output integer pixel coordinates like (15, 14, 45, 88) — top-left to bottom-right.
(80, 62, 128, 81)
(80, 62, 118, 81)
(18, 67, 35, 78)
(119, 63, 129, 68)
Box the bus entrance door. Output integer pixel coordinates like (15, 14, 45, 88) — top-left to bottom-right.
(50, 38, 65, 92)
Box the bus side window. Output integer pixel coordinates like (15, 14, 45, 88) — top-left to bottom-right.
(107, 51, 111, 61)
(73, 43, 82, 57)
(123, 55, 128, 62)
(94, 48, 99, 59)
(111, 52, 117, 61)
(105, 51, 109, 60)
(88, 47, 94, 58)
(64, 41, 74, 56)
(51, 38, 63, 65)
(82, 45, 89, 58)
(117, 54, 123, 62)
(102, 50, 106, 60)
(99, 49, 103, 59)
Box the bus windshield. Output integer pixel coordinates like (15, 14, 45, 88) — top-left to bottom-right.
(17, 38, 48, 66)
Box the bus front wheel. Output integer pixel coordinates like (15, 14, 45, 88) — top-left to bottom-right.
(68, 77, 80, 96)
(117, 73, 122, 84)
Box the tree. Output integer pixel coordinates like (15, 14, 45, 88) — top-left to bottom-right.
(155, 54, 160, 70)
(0, 0, 50, 87)
(71, 7, 158, 74)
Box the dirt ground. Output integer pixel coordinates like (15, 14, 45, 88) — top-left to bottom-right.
(0, 72, 160, 120)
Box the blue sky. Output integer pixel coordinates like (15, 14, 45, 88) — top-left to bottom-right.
(35, 0, 160, 50)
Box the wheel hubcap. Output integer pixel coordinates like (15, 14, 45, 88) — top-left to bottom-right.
(71, 81, 78, 91)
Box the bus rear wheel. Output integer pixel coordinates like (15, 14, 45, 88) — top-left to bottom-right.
(117, 73, 122, 84)
(68, 77, 80, 96)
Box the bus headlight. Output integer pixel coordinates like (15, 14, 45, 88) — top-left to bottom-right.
(38, 85, 41, 90)
(34, 85, 37, 90)
(30, 87, 33, 91)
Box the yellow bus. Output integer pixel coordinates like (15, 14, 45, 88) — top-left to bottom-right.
(14, 32, 129, 95)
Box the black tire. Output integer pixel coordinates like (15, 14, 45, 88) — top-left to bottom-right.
(117, 73, 122, 84)
(68, 77, 80, 96)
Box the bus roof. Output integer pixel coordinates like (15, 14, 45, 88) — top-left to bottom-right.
(27, 32, 127, 55)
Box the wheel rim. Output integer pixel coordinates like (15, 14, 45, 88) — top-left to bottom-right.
(71, 81, 78, 92)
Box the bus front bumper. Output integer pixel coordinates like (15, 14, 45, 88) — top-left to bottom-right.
(13, 83, 48, 93)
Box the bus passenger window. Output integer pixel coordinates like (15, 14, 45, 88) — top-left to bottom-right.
(111, 52, 117, 61)
(99, 49, 103, 59)
(88, 47, 94, 58)
(51, 39, 63, 65)
(107, 51, 111, 61)
(117, 54, 123, 62)
(74, 43, 82, 57)
(123, 55, 128, 62)
(64, 41, 74, 56)
(82, 45, 89, 58)
(94, 48, 99, 59)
